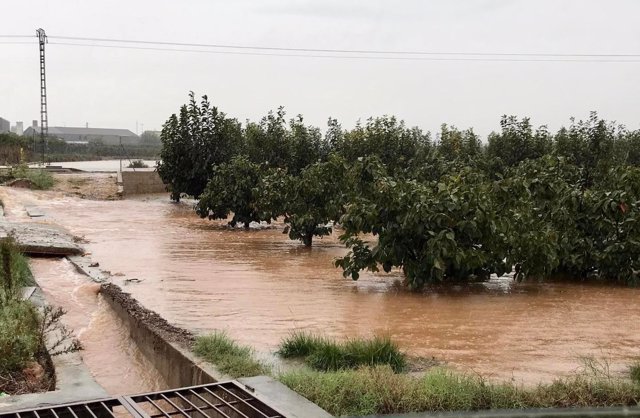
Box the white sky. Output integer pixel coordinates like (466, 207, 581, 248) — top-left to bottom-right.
(1, 0, 639, 137)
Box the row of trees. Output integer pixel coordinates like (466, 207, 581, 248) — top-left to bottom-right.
(158, 93, 640, 288)
(0, 132, 161, 165)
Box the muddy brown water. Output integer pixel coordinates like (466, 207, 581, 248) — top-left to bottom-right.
(29, 258, 167, 395)
(4, 187, 640, 385)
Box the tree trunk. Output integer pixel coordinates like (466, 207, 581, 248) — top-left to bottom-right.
(302, 232, 313, 247)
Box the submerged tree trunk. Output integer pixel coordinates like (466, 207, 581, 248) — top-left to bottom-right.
(302, 232, 313, 247)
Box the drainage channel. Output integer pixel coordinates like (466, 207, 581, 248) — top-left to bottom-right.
(29, 257, 167, 395)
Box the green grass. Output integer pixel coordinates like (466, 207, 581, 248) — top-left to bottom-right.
(278, 365, 640, 417)
(193, 331, 269, 378)
(277, 332, 406, 372)
(0, 237, 40, 376)
(631, 362, 640, 384)
(25, 170, 55, 190)
(277, 331, 327, 358)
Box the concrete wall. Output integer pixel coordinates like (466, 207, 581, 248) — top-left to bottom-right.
(99, 283, 225, 389)
(120, 169, 166, 196)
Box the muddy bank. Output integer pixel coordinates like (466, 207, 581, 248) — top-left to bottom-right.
(51, 173, 120, 200)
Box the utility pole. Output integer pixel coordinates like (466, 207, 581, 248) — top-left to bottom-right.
(36, 28, 48, 165)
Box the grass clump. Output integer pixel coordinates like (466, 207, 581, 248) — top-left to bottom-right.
(26, 170, 55, 190)
(128, 160, 149, 169)
(278, 331, 327, 358)
(278, 366, 640, 417)
(631, 362, 640, 384)
(194, 331, 268, 378)
(278, 332, 406, 372)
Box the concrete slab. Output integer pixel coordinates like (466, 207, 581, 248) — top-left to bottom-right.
(25, 206, 45, 217)
(238, 376, 333, 418)
(0, 221, 83, 256)
(20, 286, 36, 300)
(67, 255, 109, 283)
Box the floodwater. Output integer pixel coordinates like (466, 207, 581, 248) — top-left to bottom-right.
(29, 257, 167, 395)
(5, 187, 640, 384)
(29, 160, 158, 172)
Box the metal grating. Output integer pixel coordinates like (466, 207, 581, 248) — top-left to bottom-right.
(1, 382, 285, 418)
(127, 381, 284, 418)
(0, 398, 144, 418)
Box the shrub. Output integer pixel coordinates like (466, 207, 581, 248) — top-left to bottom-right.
(0, 300, 40, 373)
(127, 160, 149, 169)
(194, 331, 268, 378)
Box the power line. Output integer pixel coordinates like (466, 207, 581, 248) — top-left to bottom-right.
(0, 35, 32, 38)
(49, 35, 640, 58)
(47, 41, 640, 63)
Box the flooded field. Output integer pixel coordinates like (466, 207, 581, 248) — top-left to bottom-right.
(4, 186, 640, 384)
(29, 257, 167, 395)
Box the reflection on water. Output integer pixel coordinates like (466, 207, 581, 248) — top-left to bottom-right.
(29, 258, 167, 395)
(8, 187, 640, 384)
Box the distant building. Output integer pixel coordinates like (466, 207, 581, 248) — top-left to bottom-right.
(0, 117, 10, 133)
(23, 126, 139, 145)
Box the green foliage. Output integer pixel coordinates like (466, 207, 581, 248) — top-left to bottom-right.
(277, 333, 406, 372)
(278, 365, 640, 416)
(337, 167, 509, 288)
(27, 170, 55, 190)
(194, 331, 268, 378)
(259, 155, 349, 246)
(0, 238, 40, 374)
(631, 363, 640, 383)
(487, 115, 552, 169)
(277, 331, 327, 358)
(158, 92, 243, 200)
(0, 300, 40, 373)
(160, 94, 640, 286)
(8, 157, 55, 190)
(0, 238, 80, 379)
(334, 116, 432, 175)
(127, 159, 148, 168)
(196, 156, 264, 228)
(437, 124, 482, 162)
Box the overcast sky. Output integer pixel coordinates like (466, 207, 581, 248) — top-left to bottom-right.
(1, 0, 639, 137)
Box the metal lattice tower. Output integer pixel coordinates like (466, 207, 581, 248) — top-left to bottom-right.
(36, 28, 48, 163)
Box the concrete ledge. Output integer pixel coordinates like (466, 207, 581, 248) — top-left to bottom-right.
(239, 376, 333, 418)
(0, 221, 83, 256)
(99, 283, 230, 389)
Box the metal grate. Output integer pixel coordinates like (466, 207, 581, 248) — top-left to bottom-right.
(1, 382, 285, 418)
(1, 398, 144, 418)
(127, 382, 284, 418)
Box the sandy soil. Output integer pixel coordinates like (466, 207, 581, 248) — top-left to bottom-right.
(51, 172, 120, 200)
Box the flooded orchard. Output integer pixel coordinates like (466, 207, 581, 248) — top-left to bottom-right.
(29, 257, 167, 394)
(6, 187, 640, 384)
